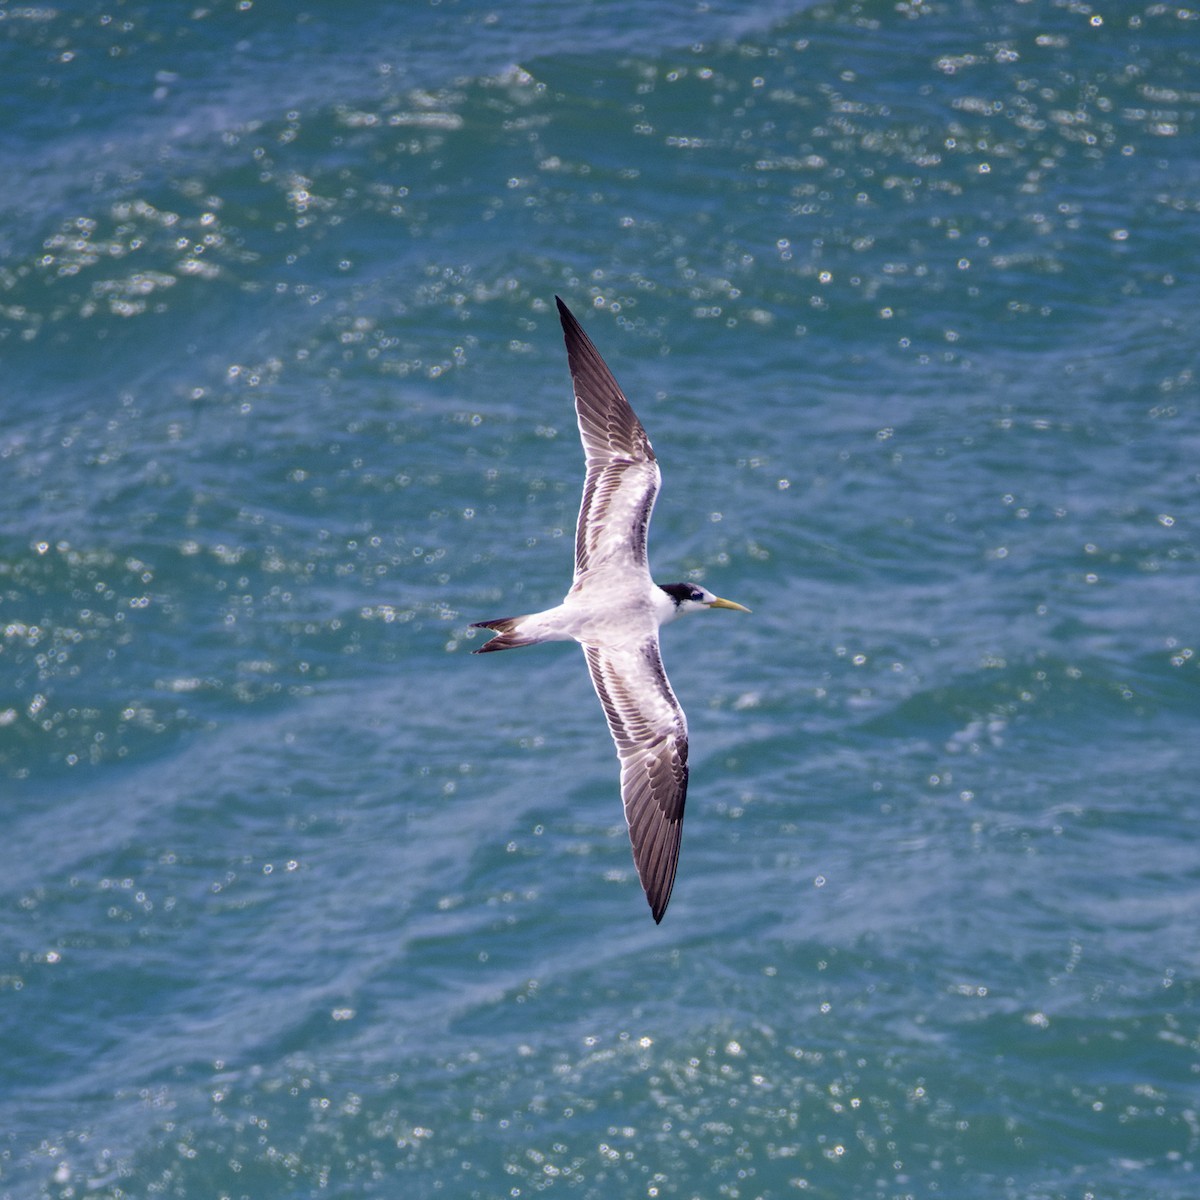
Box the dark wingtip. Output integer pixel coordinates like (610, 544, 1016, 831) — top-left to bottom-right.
(555, 294, 578, 336)
(648, 879, 673, 923)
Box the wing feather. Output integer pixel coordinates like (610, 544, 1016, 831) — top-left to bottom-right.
(556, 297, 661, 579)
(583, 640, 689, 923)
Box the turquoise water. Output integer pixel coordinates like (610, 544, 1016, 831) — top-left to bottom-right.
(2, 2, 1198, 1197)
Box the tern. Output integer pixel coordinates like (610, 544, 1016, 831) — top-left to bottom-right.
(471, 297, 750, 923)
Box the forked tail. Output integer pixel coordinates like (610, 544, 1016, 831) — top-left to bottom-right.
(470, 615, 542, 654)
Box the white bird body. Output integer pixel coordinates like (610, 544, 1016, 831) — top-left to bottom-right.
(503, 569, 675, 645)
(472, 298, 749, 923)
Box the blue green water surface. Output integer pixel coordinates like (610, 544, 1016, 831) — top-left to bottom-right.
(2, 2, 1198, 1197)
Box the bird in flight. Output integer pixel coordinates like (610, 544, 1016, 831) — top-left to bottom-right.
(471, 297, 749, 923)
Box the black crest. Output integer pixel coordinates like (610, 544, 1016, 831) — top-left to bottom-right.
(659, 582, 704, 606)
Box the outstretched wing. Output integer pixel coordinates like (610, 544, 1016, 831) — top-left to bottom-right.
(556, 296, 661, 581)
(583, 639, 689, 923)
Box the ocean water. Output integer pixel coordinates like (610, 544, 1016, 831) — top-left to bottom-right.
(2, 1, 1198, 1197)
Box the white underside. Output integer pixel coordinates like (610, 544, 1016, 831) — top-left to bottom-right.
(514, 566, 679, 649)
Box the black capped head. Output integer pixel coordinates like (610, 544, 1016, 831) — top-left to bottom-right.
(657, 582, 751, 623)
(659, 582, 708, 607)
